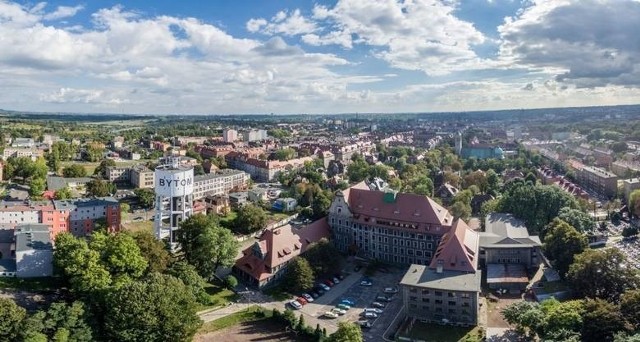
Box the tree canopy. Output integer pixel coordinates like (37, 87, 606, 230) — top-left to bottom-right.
(283, 257, 315, 294)
(233, 204, 267, 234)
(328, 322, 363, 342)
(543, 218, 588, 278)
(63, 164, 88, 178)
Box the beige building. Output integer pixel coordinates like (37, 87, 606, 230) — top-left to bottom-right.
(130, 165, 154, 189)
(2, 147, 44, 161)
(624, 178, 640, 202)
(192, 170, 249, 200)
(576, 165, 618, 199)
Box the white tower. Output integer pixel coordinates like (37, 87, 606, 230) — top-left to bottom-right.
(154, 157, 194, 245)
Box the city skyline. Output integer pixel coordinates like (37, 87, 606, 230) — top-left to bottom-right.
(0, 0, 638, 115)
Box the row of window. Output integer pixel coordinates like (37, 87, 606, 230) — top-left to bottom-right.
(408, 304, 472, 316)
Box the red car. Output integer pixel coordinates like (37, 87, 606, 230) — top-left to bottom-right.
(297, 297, 308, 305)
(324, 279, 334, 287)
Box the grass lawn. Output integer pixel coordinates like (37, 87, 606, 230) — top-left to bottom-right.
(198, 305, 271, 334)
(263, 285, 293, 301)
(0, 277, 65, 291)
(400, 322, 485, 342)
(59, 161, 100, 176)
(197, 281, 240, 311)
(121, 221, 153, 233)
(218, 211, 238, 229)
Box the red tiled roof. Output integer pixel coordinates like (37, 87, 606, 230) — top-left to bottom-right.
(235, 218, 331, 282)
(345, 188, 452, 226)
(429, 219, 478, 273)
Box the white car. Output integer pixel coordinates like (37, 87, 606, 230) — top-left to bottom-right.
(371, 302, 385, 308)
(364, 308, 383, 314)
(360, 280, 373, 286)
(331, 308, 347, 315)
(319, 283, 331, 291)
(302, 293, 314, 302)
(323, 311, 339, 319)
(383, 287, 399, 294)
(289, 300, 302, 310)
(363, 312, 378, 318)
(332, 277, 340, 284)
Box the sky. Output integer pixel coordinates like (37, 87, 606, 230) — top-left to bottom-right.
(0, 0, 639, 115)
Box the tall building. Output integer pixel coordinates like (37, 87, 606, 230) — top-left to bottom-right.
(223, 129, 238, 143)
(154, 158, 194, 245)
(328, 182, 455, 266)
(400, 219, 481, 326)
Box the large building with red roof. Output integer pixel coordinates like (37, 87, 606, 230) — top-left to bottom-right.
(233, 218, 330, 288)
(328, 182, 455, 266)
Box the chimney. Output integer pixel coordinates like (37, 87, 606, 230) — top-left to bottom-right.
(436, 260, 443, 274)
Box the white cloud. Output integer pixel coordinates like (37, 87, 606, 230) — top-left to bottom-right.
(247, 9, 317, 36)
(498, 0, 640, 87)
(43, 5, 84, 20)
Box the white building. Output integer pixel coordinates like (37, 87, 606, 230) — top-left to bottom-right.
(192, 170, 249, 200)
(223, 129, 238, 143)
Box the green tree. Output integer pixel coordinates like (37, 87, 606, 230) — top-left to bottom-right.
(62, 164, 88, 178)
(92, 232, 148, 284)
(274, 148, 296, 161)
(120, 202, 130, 221)
(130, 230, 171, 273)
(54, 187, 72, 200)
(501, 301, 544, 338)
(29, 177, 46, 197)
(86, 179, 115, 197)
(0, 298, 27, 341)
(311, 192, 332, 219)
(22, 301, 93, 342)
(134, 188, 155, 209)
(53, 233, 112, 293)
(580, 298, 628, 342)
(166, 261, 210, 304)
(328, 322, 363, 342)
(283, 257, 315, 294)
(543, 218, 588, 278)
(630, 189, 640, 218)
(233, 204, 267, 234)
(568, 248, 640, 301)
(450, 201, 471, 220)
(541, 299, 584, 338)
(103, 273, 202, 342)
(93, 159, 116, 179)
(304, 238, 341, 275)
(225, 274, 238, 289)
(177, 214, 239, 278)
(556, 207, 595, 233)
(620, 289, 640, 330)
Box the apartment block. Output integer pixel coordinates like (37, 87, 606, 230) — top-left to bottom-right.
(192, 169, 250, 200)
(576, 165, 618, 198)
(130, 165, 154, 189)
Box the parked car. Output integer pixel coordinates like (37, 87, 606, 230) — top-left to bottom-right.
(364, 308, 384, 314)
(324, 279, 334, 287)
(335, 273, 345, 280)
(359, 320, 373, 329)
(314, 286, 326, 294)
(319, 283, 331, 291)
(371, 302, 385, 308)
(302, 293, 314, 302)
(363, 312, 378, 318)
(323, 311, 339, 319)
(383, 287, 399, 294)
(360, 280, 373, 286)
(289, 300, 302, 310)
(336, 303, 351, 310)
(376, 295, 392, 302)
(331, 308, 347, 315)
(332, 277, 340, 284)
(341, 299, 355, 306)
(310, 291, 320, 298)
(297, 297, 308, 305)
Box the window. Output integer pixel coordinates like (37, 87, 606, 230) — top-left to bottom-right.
(435, 299, 443, 304)
(435, 291, 443, 297)
(448, 301, 456, 306)
(422, 298, 430, 303)
(448, 292, 456, 298)
(410, 296, 417, 302)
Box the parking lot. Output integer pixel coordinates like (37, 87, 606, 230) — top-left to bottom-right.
(290, 263, 407, 340)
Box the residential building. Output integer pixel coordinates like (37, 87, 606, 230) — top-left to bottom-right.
(576, 165, 618, 198)
(2, 147, 44, 161)
(223, 129, 238, 143)
(192, 169, 249, 200)
(400, 219, 481, 326)
(435, 183, 459, 205)
(234, 219, 330, 288)
(203, 194, 230, 216)
(455, 133, 504, 160)
(329, 182, 455, 266)
(130, 165, 154, 189)
(243, 129, 268, 142)
(624, 178, 640, 202)
(112, 136, 125, 149)
(248, 188, 268, 203)
(480, 213, 541, 292)
(11, 138, 35, 148)
(54, 197, 121, 236)
(46, 176, 93, 192)
(272, 198, 297, 212)
(225, 152, 315, 182)
(106, 166, 130, 183)
(228, 192, 248, 208)
(612, 160, 640, 178)
(15, 224, 53, 278)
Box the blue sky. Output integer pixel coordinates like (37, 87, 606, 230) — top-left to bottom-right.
(0, 0, 639, 114)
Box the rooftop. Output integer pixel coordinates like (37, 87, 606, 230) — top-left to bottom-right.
(15, 224, 52, 253)
(400, 264, 481, 292)
(46, 176, 93, 191)
(480, 213, 541, 248)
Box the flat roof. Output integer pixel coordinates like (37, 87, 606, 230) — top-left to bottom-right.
(400, 264, 481, 292)
(15, 224, 52, 253)
(486, 264, 528, 284)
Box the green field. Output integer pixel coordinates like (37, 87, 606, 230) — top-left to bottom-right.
(198, 305, 270, 334)
(399, 322, 484, 342)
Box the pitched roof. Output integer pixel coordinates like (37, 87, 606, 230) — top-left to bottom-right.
(480, 213, 541, 248)
(235, 218, 331, 282)
(345, 188, 453, 226)
(429, 219, 478, 273)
